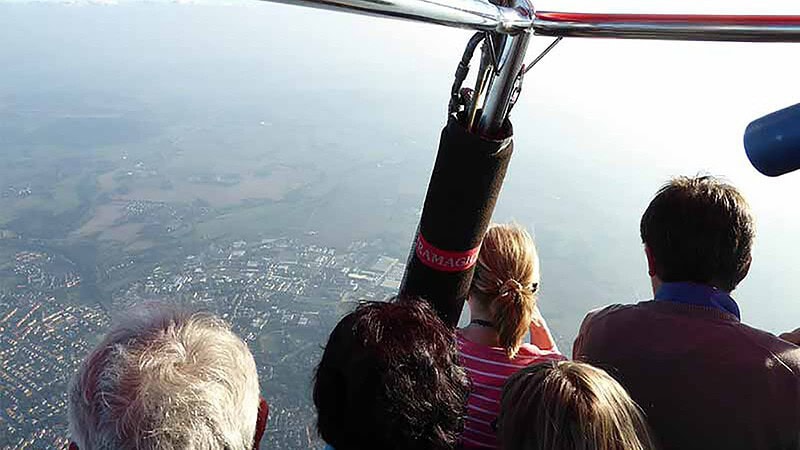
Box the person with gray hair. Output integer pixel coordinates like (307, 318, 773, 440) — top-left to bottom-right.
(67, 305, 268, 450)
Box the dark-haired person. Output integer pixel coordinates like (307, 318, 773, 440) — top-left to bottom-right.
(498, 361, 656, 450)
(68, 304, 268, 450)
(573, 175, 800, 450)
(458, 223, 564, 449)
(313, 298, 469, 450)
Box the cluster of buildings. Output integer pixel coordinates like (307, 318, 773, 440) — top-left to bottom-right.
(0, 237, 405, 449)
(2, 185, 32, 199)
(0, 291, 109, 449)
(119, 199, 211, 235)
(14, 251, 82, 290)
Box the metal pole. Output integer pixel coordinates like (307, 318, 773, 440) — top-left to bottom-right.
(532, 12, 800, 42)
(476, 23, 531, 134)
(260, 0, 800, 43)
(261, 0, 532, 33)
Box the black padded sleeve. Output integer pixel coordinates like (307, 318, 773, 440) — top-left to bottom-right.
(400, 114, 513, 326)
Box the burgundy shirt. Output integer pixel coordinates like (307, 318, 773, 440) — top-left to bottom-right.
(574, 300, 800, 450)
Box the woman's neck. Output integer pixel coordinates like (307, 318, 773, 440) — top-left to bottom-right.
(462, 298, 498, 345)
(460, 313, 501, 347)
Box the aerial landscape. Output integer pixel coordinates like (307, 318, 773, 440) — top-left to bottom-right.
(0, 51, 428, 450)
(0, 84, 415, 447)
(0, 4, 431, 448)
(3, 0, 800, 449)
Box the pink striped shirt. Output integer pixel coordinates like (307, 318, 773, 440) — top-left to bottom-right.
(457, 332, 565, 449)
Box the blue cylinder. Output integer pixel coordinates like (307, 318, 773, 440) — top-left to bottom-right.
(744, 103, 800, 177)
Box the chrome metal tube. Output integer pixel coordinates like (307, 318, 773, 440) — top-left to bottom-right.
(261, 0, 800, 43)
(477, 30, 530, 134)
(533, 12, 800, 42)
(261, 0, 532, 34)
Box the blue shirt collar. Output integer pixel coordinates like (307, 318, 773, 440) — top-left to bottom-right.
(655, 282, 741, 320)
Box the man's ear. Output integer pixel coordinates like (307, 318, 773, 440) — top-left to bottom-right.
(252, 398, 269, 450)
(644, 245, 657, 277)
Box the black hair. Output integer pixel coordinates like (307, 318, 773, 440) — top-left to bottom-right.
(313, 297, 469, 450)
(640, 175, 754, 292)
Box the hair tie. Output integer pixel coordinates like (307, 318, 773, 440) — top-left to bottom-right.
(498, 279, 523, 298)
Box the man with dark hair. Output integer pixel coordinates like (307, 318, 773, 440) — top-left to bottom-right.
(313, 297, 469, 450)
(574, 175, 800, 450)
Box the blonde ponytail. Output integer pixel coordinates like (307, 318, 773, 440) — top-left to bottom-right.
(471, 224, 540, 358)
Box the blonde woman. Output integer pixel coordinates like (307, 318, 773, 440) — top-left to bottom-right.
(498, 361, 656, 450)
(458, 223, 564, 449)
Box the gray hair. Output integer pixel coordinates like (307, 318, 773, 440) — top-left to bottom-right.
(68, 305, 260, 450)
